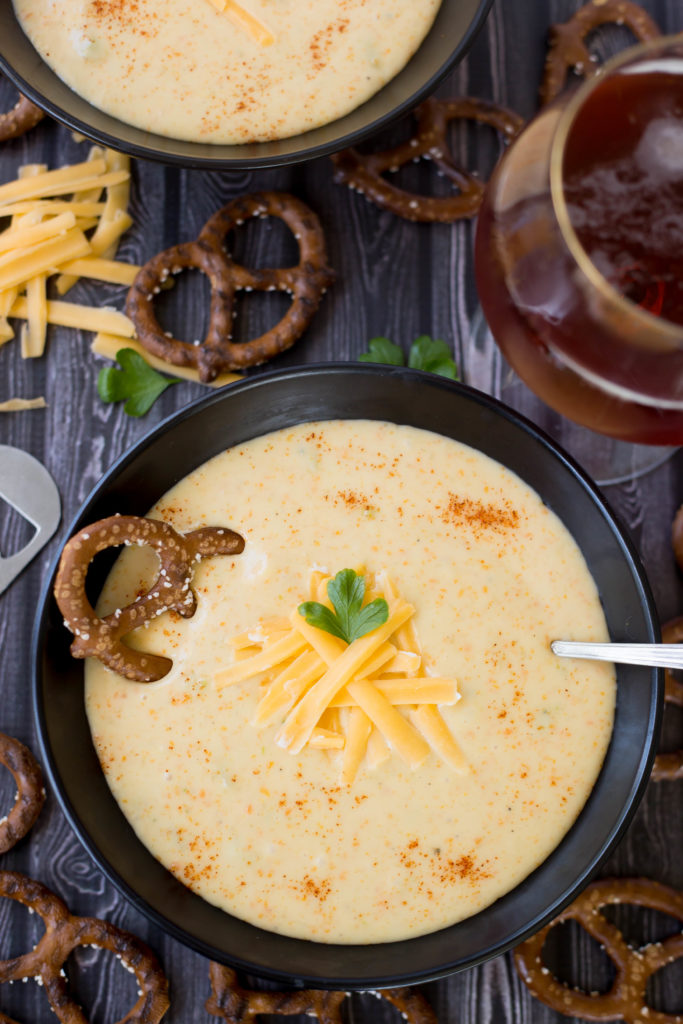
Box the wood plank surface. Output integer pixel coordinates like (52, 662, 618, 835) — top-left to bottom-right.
(0, 1, 681, 1022)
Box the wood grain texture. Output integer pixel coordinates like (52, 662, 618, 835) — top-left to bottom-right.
(0, 1, 682, 1021)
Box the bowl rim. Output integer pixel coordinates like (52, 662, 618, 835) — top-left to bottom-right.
(32, 363, 663, 987)
(0, 0, 493, 169)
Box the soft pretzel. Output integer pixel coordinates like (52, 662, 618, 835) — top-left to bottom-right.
(127, 191, 334, 382)
(0, 86, 45, 141)
(0, 870, 169, 1024)
(331, 96, 524, 223)
(54, 515, 244, 681)
(514, 877, 683, 1022)
(651, 614, 683, 782)
(0, 733, 44, 853)
(206, 963, 438, 1024)
(652, 506, 683, 781)
(540, 0, 661, 106)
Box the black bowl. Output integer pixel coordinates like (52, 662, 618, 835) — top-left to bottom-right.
(33, 365, 661, 987)
(0, 0, 491, 168)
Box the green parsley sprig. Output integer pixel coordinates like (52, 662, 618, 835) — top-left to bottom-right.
(298, 569, 389, 644)
(359, 334, 459, 380)
(97, 348, 179, 417)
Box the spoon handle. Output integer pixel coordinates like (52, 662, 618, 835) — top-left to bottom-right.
(551, 640, 683, 670)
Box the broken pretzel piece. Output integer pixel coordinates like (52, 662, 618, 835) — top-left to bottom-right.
(540, 0, 661, 107)
(0, 83, 45, 142)
(206, 963, 437, 1024)
(331, 96, 524, 223)
(54, 515, 244, 682)
(0, 732, 44, 854)
(514, 877, 683, 1022)
(0, 869, 169, 1024)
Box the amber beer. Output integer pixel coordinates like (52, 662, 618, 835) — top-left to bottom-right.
(475, 39, 683, 445)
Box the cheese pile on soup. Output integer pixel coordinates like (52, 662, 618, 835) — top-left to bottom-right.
(85, 420, 615, 944)
(13, 0, 442, 143)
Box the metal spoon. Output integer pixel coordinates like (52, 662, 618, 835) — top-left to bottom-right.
(552, 640, 683, 670)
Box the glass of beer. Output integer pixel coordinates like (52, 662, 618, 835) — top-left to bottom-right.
(475, 36, 683, 475)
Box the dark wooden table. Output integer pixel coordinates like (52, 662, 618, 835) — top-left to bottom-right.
(1, 1, 682, 1021)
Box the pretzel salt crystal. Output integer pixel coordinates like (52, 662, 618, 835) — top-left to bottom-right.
(206, 963, 438, 1024)
(0, 733, 44, 854)
(540, 0, 661, 107)
(514, 877, 683, 1022)
(0, 870, 169, 1024)
(126, 191, 334, 383)
(331, 97, 525, 223)
(0, 87, 45, 141)
(54, 515, 244, 682)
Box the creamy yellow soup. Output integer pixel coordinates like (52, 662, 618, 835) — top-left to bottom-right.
(14, 0, 442, 143)
(85, 420, 615, 944)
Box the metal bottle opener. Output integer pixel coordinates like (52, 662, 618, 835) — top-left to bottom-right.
(0, 445, 61, 596)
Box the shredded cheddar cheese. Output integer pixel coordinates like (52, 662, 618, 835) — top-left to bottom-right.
(0, 148, 242, 388)
(59, 256, 140, 287)
(10, 297, 134, 338)
(0, 149, 135, 359)
(341, 707, 372, 785)
(21, 273, 47, 358)
(206, 0, 274, 46)
(91, 334, 243, 388)
(0, 227, 92, 291)
(0, 396, 46, 411)
(217, 571, 468, 783)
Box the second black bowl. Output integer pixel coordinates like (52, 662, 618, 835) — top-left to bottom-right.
(34, 365, 661, 987)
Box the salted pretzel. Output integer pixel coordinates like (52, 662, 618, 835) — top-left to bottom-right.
(206, 963, 437, 1024)
(126, 191, 335, 383)
(330, 96, 525, 223)
(0, 870, 169, 1024)
(514, 877, 683, 1022)
(652, 507, 683, 781)
(651, 619, 683, 782)
(540, 0, 661, 107)
(0, 733, 44, 854)
(0, 84, 45, 141)
(54, 515, 244, 682)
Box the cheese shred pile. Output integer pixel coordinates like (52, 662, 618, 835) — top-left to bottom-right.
(0, 147, 135, 358)
(0, 147, 241, 388)
(216, 571, 469, 784)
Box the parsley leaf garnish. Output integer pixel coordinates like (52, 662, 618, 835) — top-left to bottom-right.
(97, 348, 179, 417)
(359, 334, 459, 380)
(408, 335, 459, 379)
(298, 569, 389, 644)
(358, 337, 405, 366)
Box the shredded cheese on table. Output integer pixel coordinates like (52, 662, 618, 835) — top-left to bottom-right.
(0, 396, 46, 411)
(0, 148, 243, 388)
(91, 334, 242, 389)
(10, 297, 134, 338)
(0, 148, 135, 358)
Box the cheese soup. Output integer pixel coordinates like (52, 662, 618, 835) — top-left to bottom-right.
(85, 420, 615, 943)
(13, 0, 442, 143)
